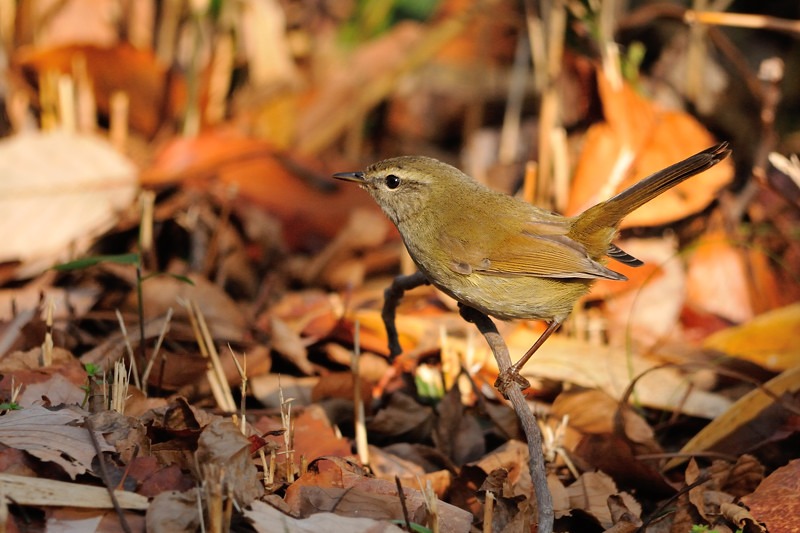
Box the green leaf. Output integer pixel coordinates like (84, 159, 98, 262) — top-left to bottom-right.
(84, 363, 102, 377)
(54, 253, 141, 271)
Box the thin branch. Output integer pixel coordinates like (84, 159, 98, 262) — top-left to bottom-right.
(85, 418, 132, 533)
(458, 305, 554, 533)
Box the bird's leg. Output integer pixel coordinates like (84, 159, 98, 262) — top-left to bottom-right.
(381, 271, 429, 359)
(495, 319, 563, 391)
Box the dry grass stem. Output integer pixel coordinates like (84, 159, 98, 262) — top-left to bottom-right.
(351, 321, 370, 466)
(73, 54, 97, 134)
(482, 490, 495, 533)
(40, 298, 54, 367)
(279, 380, 295, 483)
(228, 345, 248, 434)
(114, 309, 141, 390)
(258, 448, 269, 488)
(139, 190, 155, 256)
(686, 9, 800, 34)
(201, 463, 224, 533)
(206, 33, 234, 125)
(57, 74, 76, 133)
(424, 479, 440, 533)
(111, 359, 130, 414)
(141, 307, 173, 394)
(186, 300, 236, 412)
(110, 91, 129, 153)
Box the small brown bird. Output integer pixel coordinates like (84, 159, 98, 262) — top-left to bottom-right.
(334, 143, 731, 386)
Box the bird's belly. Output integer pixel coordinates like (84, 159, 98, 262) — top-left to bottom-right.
(425, 266, 592, 322)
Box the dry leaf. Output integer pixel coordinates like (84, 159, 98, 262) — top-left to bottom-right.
(719, 502, 767, 532)
(19, 0, 119, 47)
(0, 405, 113, 479)
(687, 233, 754, 320)
(245, 500, 405, 533)
(551, 389, 656, 448)
(131, 273, 247, 342)
(501, 330, 732, 419)
(685, 459, 735, 523)
(565, 471, 640, 530)
(195, 418, 264, 505)
(432, 385, 486, 465)
(146, 488, 200, 533)
(597, 237, 686, 349)
(740, 459, 800, 532)
(14, 44, 182, 136)
(574, 434, 675, 498)
(666, 365, 800, 471)
(16, 372, 85, 408)
(703, 303, 800, 371)
(569, 71, 733, 227)
(0, 472, 148, 510)
(0, 132, 137, 276)
(284, 457, 473, 532)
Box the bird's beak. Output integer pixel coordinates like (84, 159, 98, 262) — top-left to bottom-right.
(332, 171, 366, 183)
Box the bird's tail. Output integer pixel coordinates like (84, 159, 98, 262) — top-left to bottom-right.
(570, 142, 731, 245)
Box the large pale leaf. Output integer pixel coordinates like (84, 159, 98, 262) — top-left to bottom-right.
(0, 132, 137, 275)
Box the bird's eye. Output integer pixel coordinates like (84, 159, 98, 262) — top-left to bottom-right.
(385, 174, 401, 189)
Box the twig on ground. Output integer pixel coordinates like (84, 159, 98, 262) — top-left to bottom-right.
(458, 305, 554, 533)
(85, 418, 132, 533)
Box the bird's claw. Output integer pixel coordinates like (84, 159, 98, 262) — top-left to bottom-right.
(494, 367, 531, 399)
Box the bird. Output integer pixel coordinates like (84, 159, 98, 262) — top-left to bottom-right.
(333, 142, 731, 388)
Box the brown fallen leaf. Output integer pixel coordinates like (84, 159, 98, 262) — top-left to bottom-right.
(686, 228, 783, 324)
(127, 456, 194, 498)
(0, 405, 113, 479)
(685, 459, 735, 524)
(565, 471, 640, 530)
(195, 418, 264, 506)
(598, 237, 686, 349)
(500, 331, 732, 419)
(146, 488, 201, 533)
(719, 502, 767, 533)
(432, 385, 486, 465)
(284, 457, 473, 532)
(245, 500, 405, 533)
(367, 392, 434, 441)
(47, 507, 146, 533)
(13, 43, 184, 136)
(550, 387, 657, 449)
(740, 458, 800, 533)
(16, 372, 85, 408)
(574, 434, 675, 499)
(141, 128, 385, 251)
(605, 494, 642, 532)
(129, 272, 247, 342)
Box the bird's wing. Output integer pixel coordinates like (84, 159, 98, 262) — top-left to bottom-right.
(441, 219, 626, 281)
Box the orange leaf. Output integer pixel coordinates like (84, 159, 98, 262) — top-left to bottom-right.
(569, 70, 733, 227)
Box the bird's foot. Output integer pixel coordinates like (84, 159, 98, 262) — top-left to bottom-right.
(494, 366, 531, 399)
